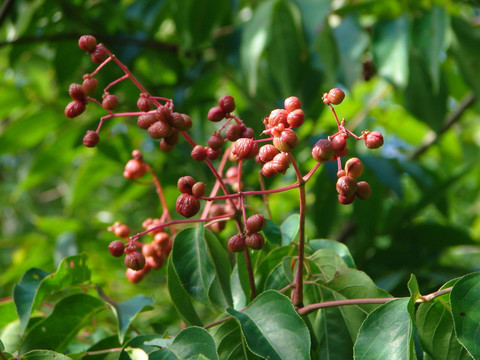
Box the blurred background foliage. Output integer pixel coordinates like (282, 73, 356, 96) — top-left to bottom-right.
(1, 0, 480, 327)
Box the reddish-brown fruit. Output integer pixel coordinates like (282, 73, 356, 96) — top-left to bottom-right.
(192, 182, 206, 198)
(228, 234, 246, 253)
(233, 138, 258, 160)
(356, 181, 371, 200)
(83, 130, 99, 147)
(225, 124, 243, 141)
(208, 133, 224, 150)
(364, 130, 384, 149)
(132, 149, 142, 159)
(124, 251, 146, 270)
(102, 94, 118, 111)
(245, 214, 266, 234)
(164, 130, 179, 145)
(268, 109, 289, 128)
(153, 232, 170, 248)
(245, 233, 265, 250)
(177, 176, 196, 194)
(142, 244, 156, 258)
(168, 112, 186, 130)
(207, 106, 226, 122)
(176, 193, 200, 218)
(90, 45, 108, 64)
(218, 95, 235, 113)
(287, 109, 304, 128)
(180, 114, 192, 130)
(206, 147, 221, 160)
(331, 133, 348, 158)
(148, 120, 172, 139)
(312, 139, 334, 163)
(155, 105, 171, 122)
(271, 152, 289, 173)
(261, 161, 276, 177)
(191, 145, 207, 161)
(108, 240, 125, 257)
(114, 224, 130, 237)
(126, 268, 148, 283)
(259, 144, 279, 163)
(337, 169, 346, 178)
(78, 35, 97, 52)
(338, 194, 355, 205)
(69, 83, 86, 101)
(159, 139, 175, 152)
(146, 256, 164, 269)
(137, 94, 153, 112)
(273, 129, 298, 153)
(82, 75, 98, 95)
(284, 96, 302, 112)
(345, 157, 364, 178)
(137, 113, 157, 129)
(324, 88, 345, 105)
(124, 159, 146, 179)
(65, 100, 86, 118)
(336, 175, 357, 197)
(241, 127, 255, 139)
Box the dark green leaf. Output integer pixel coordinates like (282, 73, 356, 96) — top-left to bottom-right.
(451, 272, 480, 359)
(227, 290, 310, 360)
(280, 214, 300, 246)
(354, 298, 415, 360)
(21, 350, 73, 360)
(213, 319, 262, 360)
(263, 219, 282, 246)
(20, 293, 105, 354)
(309, 239, 356, 268)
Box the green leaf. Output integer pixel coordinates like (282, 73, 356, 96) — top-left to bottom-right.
(309, 239, 356, 268)
(280, 214, 300, 246)
(13, 254, 91, 334)
(308, 248, 349, 280)
(154, 327, 219, 360)
(264, 257, 294, 291)
(407, 274, 421, 302)
(372, 15, 410, 88)
(241, 0, 275, 95)
(20, 293, 105, 354)
(119, 335, 163, 360)
(21, 350, 73, 360)
(0, 300, 18, 329)
(213, 319, 261, 360)
(451, 272, 480, 359)
(263, 219, 282, 246)
(417, 280, 471, 360)
(227, 290, 310, 360)
(166, 256, 203, 326)
(255, 246, 294, 291)
(354, 298, 415, 360)
(100, 291, 154, 344)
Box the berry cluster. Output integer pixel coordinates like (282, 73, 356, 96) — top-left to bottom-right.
(67, 35, 384, 283)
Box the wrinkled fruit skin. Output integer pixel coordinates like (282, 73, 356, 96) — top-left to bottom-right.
(65, 100, 86, 118)
(78, 35, 97, 52)
(124, 251, 146, 270)
(345, 157, 363, 178)
(177, 176, 196, 194)
(207, 106, 226, 122)
(228, 234, 246, 252)
(108, 240, 125, 257)
(218, 95, 236, 113)
(176, 193, 200, 218)
(356, 181, 371, 200)
(324, 88, 345, 105)
(312, 139, 334, 163)
(336, 175, 357, 197)
(245, 233, 265, 250)
(245, 214, 266, 234)
(83, 130, 100, 147)
(364, 131, 384, 149)
(273, 129, 298, 153)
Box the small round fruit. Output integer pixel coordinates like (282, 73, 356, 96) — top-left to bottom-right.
(90, 45, 108, 64)
(271, 152, 289, 173)
(268, 109, 289, 128)
(191, 145, 207, 161)
(176, 193, 200, 218)
(108, 240, 125, 257)
(233, 138, 258, 160)
(69, 83, 86, 101)
(208, 133, 224, 150)
(192, 182, 206, 198)
(364, 130, 384, 149)
(245, 233, 265, 250)
(259, 144, 279, 163)
(287, 109, 304, 128)
(78, 35, 97, 52)
(336, 175, 357, 197)
(137, 113, 157, 129)
(124, 159, 146, 179)
(124, 251, 146, 270)
(284, 96, 302, 112)
(311, 139, 334, 162)
(228, 234, 246, 253)
(273, 129, 298, 153)
(83, 130, 99, 147)
(207, 106, 226, 122)
(338, 194, 355, 205)
(65, 100, 86, 118)
(114, 224, 130, 237)
(218, 95, 235, 113)
(126, 268, 148, 283)
(245, 214, 266, 234)
(324, 88, 345, 105)
(102, 94, 118, 111)
(148, 120, 172, 139)
(82, 75, 98, 95)
(345, 157, 363, 178)
(225, 124, 243, 141)
(355, 181, 371, 200)
(177, 176, 196, 194)
(137, 94, 153, 112)
(331, 133, 348, 158)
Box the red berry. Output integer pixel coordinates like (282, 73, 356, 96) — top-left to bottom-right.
(192, 182, 206, 197)
(142, 244, 156, 258)
(287, 109, 304, 128)
(82, 75, 98, 95)
(148, 120, 172, 139)
(241, 127, 255, 139)
(345, 157, 363, 178)
(338, 194, 355, 205)
(208, 133, 224, 150)
(245, 214, 266, 234)
(153, 232, 170, 248)
(284, 96, 302, 112)
(102, 94, 118, 111)
(268, 109, 289, 128)
(356, 181, 371, 200)
(331, 133, 348, 158)
(160, 139, 175, 152)
(218, 95, 235, 113)
(207, 106, 226, 122)
(245, 233, 265, 250)
(137, 113, 157, 129)
(271, 152, 289, 173)
(108, 240, 125, 257)
(69, 83, 86, 101)
(228, 234, 246, 253)
(273, 129, 298, 153)
(164, 130, 179, 146)
(168, 112, 186, 130)
(176, 193, 200, 218)
(114, 224, 130, 237)
(324, 88, 345, 105)
(259, 144, 279, 163)
(364, 130, 384, 149)
(261, 161, 276, 177)
(65, 100, 86, 118)
(177, 176, 196, 194)
(155, 105, 172, 122)
(78, 35, 97, 52)
(137, 93, 153, 112)
(124, 251, 146, 270)
(124, 159, 146, 179)
(126, 268, 148, 283)
(206, 147, 221, 160)
(232, 138, 258, 160)
(336, 175, 357, 197)
(225, 124, 243, 141)
(312, 139, 334, 162)
(191, 145, 207, 161)
(83, 130, 99, 147)
(90, 45, 108, 64)
(180, 114, 192, 131)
